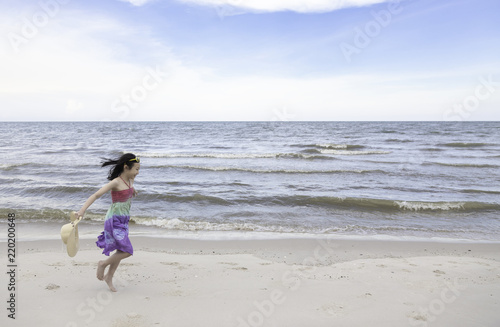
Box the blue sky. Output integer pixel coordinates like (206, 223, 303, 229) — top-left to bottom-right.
(0, 0, 499, 121)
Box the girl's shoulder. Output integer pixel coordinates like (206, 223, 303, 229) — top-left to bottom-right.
(108, 178, 123, 191)
(111, 176, 132, 191)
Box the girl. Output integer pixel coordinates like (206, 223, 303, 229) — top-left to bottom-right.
(76, 153, 140, 292)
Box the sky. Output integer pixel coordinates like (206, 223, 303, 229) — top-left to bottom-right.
(0, 0, 499, 121)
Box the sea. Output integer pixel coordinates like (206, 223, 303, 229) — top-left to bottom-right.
(1, 121, 499, 242)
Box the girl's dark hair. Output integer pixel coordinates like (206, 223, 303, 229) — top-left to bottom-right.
(101, 153, 138, 181)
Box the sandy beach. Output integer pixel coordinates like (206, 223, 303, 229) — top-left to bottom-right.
(1, 236, 499, 327)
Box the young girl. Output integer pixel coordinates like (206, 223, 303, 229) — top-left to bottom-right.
(76, 153, 140, 292)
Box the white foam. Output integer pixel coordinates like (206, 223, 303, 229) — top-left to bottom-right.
(136, 152, 298, 159)
(316, 143, 349, 149)
(320, 150, 391, 155)
(135, 217, 264, 232)
(395, 201, 465, 211)
(150, 164, 370, 174)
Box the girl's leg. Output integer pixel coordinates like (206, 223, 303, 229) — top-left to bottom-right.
(104, 251, 131, 291)
(97, 250, 131, 291)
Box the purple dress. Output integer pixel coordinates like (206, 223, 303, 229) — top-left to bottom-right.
(96, 187, 134, 256)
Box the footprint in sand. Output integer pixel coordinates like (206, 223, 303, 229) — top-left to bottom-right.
(120, 262, 139, 266)
(408, 311, 428, 323)
(112, 313, 148, 327)
(45, 283, 60, 290)
(72, 262, 92, 266)
(474, 261, 491, 267)
(230, 267, 248, 271)
(160, 262, 191, 270)
(47, 262, 65, 267)
(164, 290, 183, 296)
(320, 303, 345, 317)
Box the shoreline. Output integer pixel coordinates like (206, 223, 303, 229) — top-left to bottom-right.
(2, 236, 499, 326)
(15, 236, 500, 266)
(2, 219, 500, 244)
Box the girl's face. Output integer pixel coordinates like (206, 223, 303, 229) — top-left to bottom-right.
(125, 163, 140, 179)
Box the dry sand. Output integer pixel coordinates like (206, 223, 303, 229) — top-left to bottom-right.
(1, 236, 499, 327)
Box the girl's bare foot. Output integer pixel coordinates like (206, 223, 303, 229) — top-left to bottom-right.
(96, 261, 106, 281)
(104, 274, 117, 292)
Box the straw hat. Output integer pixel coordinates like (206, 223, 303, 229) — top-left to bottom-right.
(60, 211, 82, 257)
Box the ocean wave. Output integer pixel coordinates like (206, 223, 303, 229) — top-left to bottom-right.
(291, 143, 367, 151)
(439, 142, 495, 148)
(5, 189, 497, 213)
(132, 217, 264, 232)
(385, 139, 413, 143)
(136, 152, 274, 159)
(315, 143, 365, 149)
(289, 143, 318, 148)
(128, 218, 399, 235)
(394, 200, 498, 211)
(142, 195, 500, 212)
(319, 150, 391, 155)
(150, 165, 383, 175)
(127, 217, 432, 234)
(0, 208, 70, 221)
(135, 152, 330, 160)
(22, 185, 96, 196)
(100, 218, 500, 240)
(141, 193, 232, 205)
(299, 149, 325, 155)
(0, 163, 30, 171)
(270, 196, 499, 212)
(423, 162, 499, 168)
(460, 189, 500, 195)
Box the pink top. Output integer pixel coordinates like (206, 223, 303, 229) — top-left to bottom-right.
(111, 176, 134, 203)
(111, 188, 134, 203)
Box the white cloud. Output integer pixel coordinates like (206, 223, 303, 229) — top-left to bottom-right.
(176, 0, 390, 13)
(119, 0, 155, 6)
(118, 0, 394, 12)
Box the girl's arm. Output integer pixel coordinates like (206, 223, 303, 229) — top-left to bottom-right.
(76, 179, 119, 219)
(130, 178, 138, 197)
